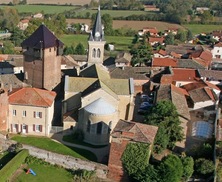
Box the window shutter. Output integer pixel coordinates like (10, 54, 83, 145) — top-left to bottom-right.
(40, 125, 42, 132)
(11, 124, 13, 132)
(40, 112, 42, 118)
(26, 125, 28, 133)
(34, 111, 36, 118)
(33, 124, 35, 131)
(16, 124, 18, 132)
(20, 124, 22, 132)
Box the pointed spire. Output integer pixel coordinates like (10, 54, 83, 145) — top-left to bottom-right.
(89, 5, 104, 42)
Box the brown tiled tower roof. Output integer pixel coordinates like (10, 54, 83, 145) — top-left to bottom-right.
(21, 24, 63, 49)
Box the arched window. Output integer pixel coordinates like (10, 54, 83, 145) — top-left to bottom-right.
(97, 49, 101, 58)
(92, 48, 96, 58)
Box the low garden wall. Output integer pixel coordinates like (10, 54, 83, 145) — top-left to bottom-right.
(0, 137, 108, 179)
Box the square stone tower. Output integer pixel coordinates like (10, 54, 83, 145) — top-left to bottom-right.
(22, 24, 64, 90)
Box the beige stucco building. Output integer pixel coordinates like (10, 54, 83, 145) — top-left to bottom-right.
(8, 88, 56, 136)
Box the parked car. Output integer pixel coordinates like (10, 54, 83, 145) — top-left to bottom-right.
(140, 102, 153, 109)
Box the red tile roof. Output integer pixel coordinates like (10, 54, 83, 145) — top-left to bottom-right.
(158, 49, 167, 56)
(214, 42, 222, 47)
(152, 57, 178, 67)
(143, 27, 158, 34)
(171, 84, 189, 96)
(149, 37, 164, 43)
(111, 120, 158, 144)
(172, 68, 200, 81)
(9, 88, 56, 107)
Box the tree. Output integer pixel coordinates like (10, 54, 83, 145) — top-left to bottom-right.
(130, 42, 152, 66)
(176, 29, 187, 42)
(75, 43, 85, 55)
(144, 100, 184, 152)
(181, 156, 194, 180)
(122, 143, 151, 181)
(102, 13, 113, 35)
(10, 27, 25, 46)
(165, 33, 175, 45)
(200, 11, 213, 24)
(63, 46, 75, 55)
(187, 29, 193, 41)
(195, 158, 214, 175)
(158, 154, 183, 182)
(0, 41, 14, 54)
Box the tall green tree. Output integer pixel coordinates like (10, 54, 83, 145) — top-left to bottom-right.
(144, 100, 184, 152)
(75, 43, 85, 55)
(195, 158, 214, 175)
(158, 154, 183, 182)
(10, 27, 25, 46)
(181, 156, 194, 180)
(165, 32, 175, 45)
(121, 143, 151, 181)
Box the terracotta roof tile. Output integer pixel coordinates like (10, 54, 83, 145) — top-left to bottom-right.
(9, 88, 56, 107)
(111, 119, 158, 144)
(152, 57, 178, 67)
(172, 68, 200, 81)
(149, 37, 164, 43)
(171, 84, 189, 96)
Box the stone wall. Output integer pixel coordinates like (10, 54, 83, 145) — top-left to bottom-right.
(0, 137, 108, 179)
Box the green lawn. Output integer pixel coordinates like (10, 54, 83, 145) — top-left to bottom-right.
(63, 134, 107, 148)
(15, 161, 73, 182)
(12, 136, 97, 162)
(60, 34, 133, 51)
(183, 24, 222, 35)
(0, 5, 78, 14)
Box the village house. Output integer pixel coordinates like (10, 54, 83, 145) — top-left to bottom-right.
(108, 119, 158, 181)
(17, 19, 29, 30)
(8, 87, 56, 136)
(153, 49, 168, 58)
(143, 5, 160, 12)
(138, 27, 158, 36)
(148, 36, 165, 46)
(114, 52, 132, 68)
(211, 42, 222, 59)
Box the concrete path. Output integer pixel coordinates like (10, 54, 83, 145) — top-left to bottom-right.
(50, 132, 110, 163)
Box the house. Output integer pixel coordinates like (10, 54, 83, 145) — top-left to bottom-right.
(148, 36, 165, 46)
(198, 69, 222, 85)
(63, 64, 135, 145)
(153, 49, 168, 58)
(165, 28, 178, 35)
(22, 24, 64, 90)
(196, 7, 210, 14)
(211, 42, 222, 59)
(8, 88, 56, 136)
(182, 80, 220, 110)
(138, 27, 158, 36)
(152, 57, 178, 68)
(143, 5, 160, 12)
(108, 119, 158, 181)
(211, 30, 222, 42)
(0, 89, 8, 131)
(33, 13, 43, 19)
(17, 19, 29, 30)
(160, 68, 201, 87)
(114, 52, 132, 68)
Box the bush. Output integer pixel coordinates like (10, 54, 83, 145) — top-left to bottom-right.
(0, 149, 29, 181)
(195, 158, 214, 175)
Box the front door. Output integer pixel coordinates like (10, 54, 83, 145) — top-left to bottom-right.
(22, 124, 26, 133)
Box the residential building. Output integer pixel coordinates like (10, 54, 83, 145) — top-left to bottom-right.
(211, 42, 222, 59)
(17, 19, 29, 30)
(8, 88, 56, 136)
(22, 24, 64, 90)
(108, 119, 158, 181)
(114, 52, 132, 68)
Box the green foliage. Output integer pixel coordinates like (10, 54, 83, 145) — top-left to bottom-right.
(72, 169, 97, 181)
(25, 155, 49, 165)
(75, 43, 86, 55)
(158, 154, 183, 182)
(122, 143, 150, 181)
(165, 33, 175, 45)
(175, 29, 187, 42)
(144, 100, 184, 153)
(181, 156, 194, 180)
(0, 149, 29, 181)
(200, 11, 213, 24)
(130, 40, 153, 66)
(10, 27, 25, 46)
(0, 41, 15, 54)
(195, 158, 214, 175)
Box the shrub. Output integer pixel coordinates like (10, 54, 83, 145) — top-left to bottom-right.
(0, 149, 29, 181)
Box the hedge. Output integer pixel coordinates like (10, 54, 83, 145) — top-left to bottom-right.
(0, 149, 29, 181)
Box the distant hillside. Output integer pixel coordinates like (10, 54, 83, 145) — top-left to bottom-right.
(0, 0, 93, 5)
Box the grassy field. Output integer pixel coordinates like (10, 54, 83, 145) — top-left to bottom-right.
(1, 0, 91, 5)
(60, 34, 133, 51)
(183, 24, 222, 35)
(0, 5, 78, 14)
(15, 160, 73, 182)
(12, 136, 97, 162)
